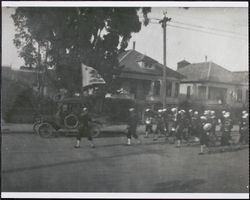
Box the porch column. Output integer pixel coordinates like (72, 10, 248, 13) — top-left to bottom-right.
(192, 83, 197, 97)
(205, 86, 209, 100)
(148, 81, 154, 96)
(171, 81, 175, 97)
(242, 88, 246, 104)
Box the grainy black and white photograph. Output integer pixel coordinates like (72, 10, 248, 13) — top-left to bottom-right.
(1, 1, 249, 199)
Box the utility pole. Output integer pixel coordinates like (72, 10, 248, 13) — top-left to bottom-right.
(159, 12, 171, 109)
(37, 42, 43, 98)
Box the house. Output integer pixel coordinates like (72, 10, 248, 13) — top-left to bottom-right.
(176, 60, 249, 109)
(2, 65, 59, 99)
(1, 65, 58, 122)
(232, 71, 249, 107)
(114, 49, 185, 112)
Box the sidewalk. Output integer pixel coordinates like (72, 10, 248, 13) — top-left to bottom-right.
(1, 122, 241, 135)
(1, 123, 34, 133)
(0, 123, 130, 135)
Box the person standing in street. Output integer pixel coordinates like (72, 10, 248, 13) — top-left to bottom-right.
(75, 107, 95, 148)
(126, 107, 141, 145)
(191, 111, 201, 141)
(176, 110, 188, 147)
(239, 111, 249, 145)
(187, 109, 193, 139)
(220, 112, 233, 148)
(144, 108, 154, 138)
(162, 108, 169, 134)
(199, 115, 211, 154)
(154, 109, 166, 141)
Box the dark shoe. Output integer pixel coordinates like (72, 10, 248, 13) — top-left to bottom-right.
(198, 152, 204, 155)
(74, 145, 80, 148)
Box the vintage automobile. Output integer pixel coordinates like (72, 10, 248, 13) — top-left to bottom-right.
(33, 97, 102, 138)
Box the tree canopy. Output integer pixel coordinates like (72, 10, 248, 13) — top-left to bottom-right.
(12, 7, 151, 94)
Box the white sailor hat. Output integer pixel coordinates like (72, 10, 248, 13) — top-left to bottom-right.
(242, 113, 249, 119)
(194, 111, 199, 115)
(242, 110, 247, 114)
(210, 110, 215, 115)
(171, 108, 177, 112)
(129, 108, 135, 112)
(204, 110, 209, 115)
(189, 109, 193, 112)
(179, 110, 185, 114)
(162, 108, 167, 112)
(224, 112, 230, 118)
(200, 116, 206, 120)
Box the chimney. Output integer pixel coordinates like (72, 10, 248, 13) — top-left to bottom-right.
(177, 60, 190, 70)
(205, 56, 207, 62)
(133, 41, 136, 50)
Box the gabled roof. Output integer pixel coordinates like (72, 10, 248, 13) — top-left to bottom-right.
(118, 50, 184, 79)
(177, 59, 190, 65)
(177, 61, 234, 83)
(232, 71, 249, 84)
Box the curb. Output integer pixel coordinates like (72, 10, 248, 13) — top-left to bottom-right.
(1, 130, 34, 134)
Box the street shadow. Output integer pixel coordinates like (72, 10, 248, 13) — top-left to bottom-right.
(204, 145, 249, 155)
(2, 145, 167, 174)
(49, 131, 126, 138)
(152, 178, 205, 192)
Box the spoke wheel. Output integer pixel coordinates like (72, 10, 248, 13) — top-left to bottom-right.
(90, 123, 102, 138)
(64, 114, 79, 129)
(38, 123, 54, 138)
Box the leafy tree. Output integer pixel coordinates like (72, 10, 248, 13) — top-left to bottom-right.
(12, 7, 151, 95)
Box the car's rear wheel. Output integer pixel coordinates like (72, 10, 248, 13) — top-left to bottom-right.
(38, 123, 54, 138)
(90, 123, 102, 138)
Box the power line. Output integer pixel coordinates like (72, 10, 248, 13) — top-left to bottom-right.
(171, 14, 248, 28)
(127, 14, 247, 38)
(170, 19, 247, 37)
(148, 20, 247, 41)
(168, 24, 247, 41)
(144, 17, 247, 38)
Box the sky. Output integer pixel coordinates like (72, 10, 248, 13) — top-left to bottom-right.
(2, 6, 248, 72)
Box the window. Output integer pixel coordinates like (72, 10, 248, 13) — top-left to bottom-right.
(144, 62, 154, 69)
(137, 61, 155, 70)
(246, 90, 249, 102)
(154, 81, 160, 96)
(237, 89, 242, 102)
(187, 86, 191, 98)
(166, 80, 172, 97)
(137, 61, 144, 68)
(175, 83, 179, 97)
(143, 80, 151, 95)
(130, 81, 137, 97)
(198, 86, 206, 99)
(208, 87, 227, 102)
